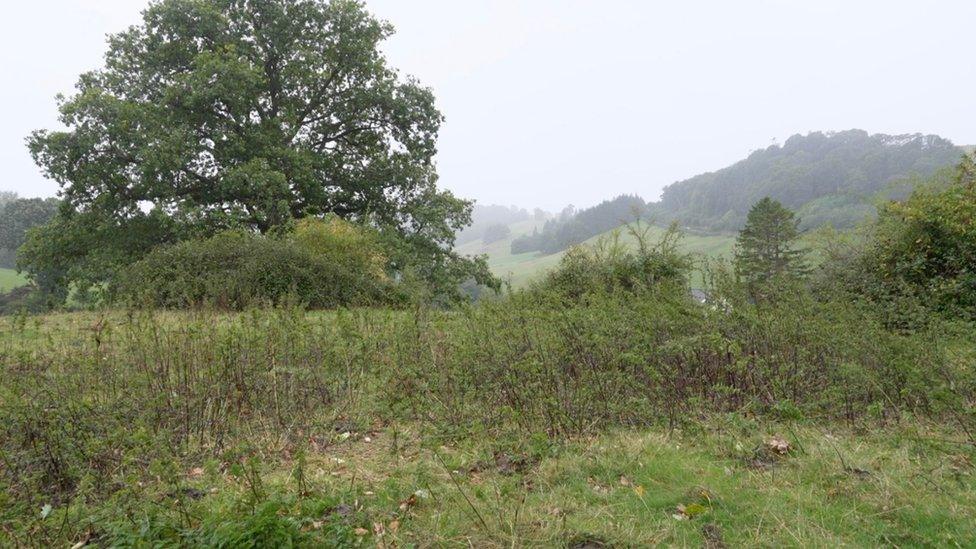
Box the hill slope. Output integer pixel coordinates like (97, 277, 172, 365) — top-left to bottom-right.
(652, 130, 963, 232)
(0, 269, 25, 292)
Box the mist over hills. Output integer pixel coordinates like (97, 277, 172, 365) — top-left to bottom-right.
(650, 130, 964, 232)
(472, 130, 966, 245)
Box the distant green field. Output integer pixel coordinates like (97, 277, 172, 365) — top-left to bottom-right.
(0, 269, 26, 292)
(457, 221, 737, 288)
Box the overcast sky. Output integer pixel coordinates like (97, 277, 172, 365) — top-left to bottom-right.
(1, 1, 973, 210)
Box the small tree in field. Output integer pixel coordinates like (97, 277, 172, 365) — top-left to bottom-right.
(734, 197, 807, 288)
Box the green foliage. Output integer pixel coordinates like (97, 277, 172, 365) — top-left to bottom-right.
(0, 197, 60, 268)
(734, 197, 808, 290)
(532, 222, 692, 301)
(117, 219, 395, 309)
(25, 0, 487, 302)
(18, 208, 180, 303)
(656, 130, 963, 231)
(853, 154, 976, 321)
(288, 216, 388, 282)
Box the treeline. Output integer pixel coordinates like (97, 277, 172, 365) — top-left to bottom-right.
(0, 193, 59, 269)
(511, 194, 647, 254)
(653, 130, 963, 232)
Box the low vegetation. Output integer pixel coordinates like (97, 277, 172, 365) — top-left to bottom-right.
(0, 1, 972, 546)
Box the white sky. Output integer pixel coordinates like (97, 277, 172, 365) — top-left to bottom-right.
(2, 1, 974, 210)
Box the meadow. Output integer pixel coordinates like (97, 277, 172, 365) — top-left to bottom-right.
(0, 268, 25, 292)
(2, 280, 973, 547)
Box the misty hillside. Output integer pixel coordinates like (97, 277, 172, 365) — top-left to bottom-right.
(455, 204, 548, 245)
(459, 130, 966, 287)
(651, 130, 964, 232)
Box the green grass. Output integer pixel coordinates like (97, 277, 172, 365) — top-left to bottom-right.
(0, 268, 26, 292)
(10, 403, 972, 546)
(333, 421, 975, 547)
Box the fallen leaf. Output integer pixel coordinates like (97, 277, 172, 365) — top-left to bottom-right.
(399, 494, 418, 512)
(389, 519, 400, 533)
(354, 528, 369, 536)
(189, 467, 205, 478)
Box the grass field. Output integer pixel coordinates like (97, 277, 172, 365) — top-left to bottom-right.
(0, 268, 25, 292)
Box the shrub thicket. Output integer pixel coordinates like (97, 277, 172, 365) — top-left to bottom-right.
(117, 218, 396, 309)
(815, 154, 976, 326)
(531, 223, 692, 301)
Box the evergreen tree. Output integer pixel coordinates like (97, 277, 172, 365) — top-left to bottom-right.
(734, 197, 807, 287)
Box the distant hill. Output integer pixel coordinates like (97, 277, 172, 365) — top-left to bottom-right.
(651, 130, 964, 232)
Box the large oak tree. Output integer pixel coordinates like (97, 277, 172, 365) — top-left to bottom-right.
(25, 0, 491, 298)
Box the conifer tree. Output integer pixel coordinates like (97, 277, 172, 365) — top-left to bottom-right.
(734, 197, 808, 287)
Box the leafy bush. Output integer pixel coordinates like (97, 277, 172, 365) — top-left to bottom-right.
(815, 155, 976, 325)
(532, 222, 692, 301)
(117, 219, 396, 309)
(389, 280, 966, 437)
(867, 157, 976, 320)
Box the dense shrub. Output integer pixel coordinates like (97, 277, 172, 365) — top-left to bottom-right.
(867, 156, 976, 320)
(117, 219, 396, 309)
(0, 285, 47, 315)
(815, 155, 976, 325)
(531, 223, 692, 301)
(387, 284, 965, 436)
